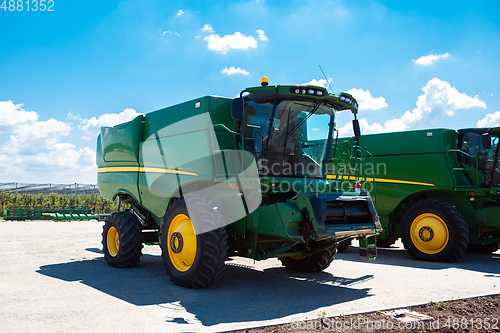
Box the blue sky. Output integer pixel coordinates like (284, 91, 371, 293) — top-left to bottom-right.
(1, 0, 499, 184)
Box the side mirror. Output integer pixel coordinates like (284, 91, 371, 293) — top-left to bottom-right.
(231, 97, 244, 121)
(353, 119, 361, 138)
(482, 133, 492, 149)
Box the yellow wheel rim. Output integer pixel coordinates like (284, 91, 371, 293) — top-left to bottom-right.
(290, 255, 306, 260)
(167, 214, 197, 272)
(410, 213, 449, 254)
(107, 227, 119, 257)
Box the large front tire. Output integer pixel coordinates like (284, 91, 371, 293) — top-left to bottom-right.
(401, 199, 469, 262)
(279, 242, 336, 272)
(102, 211, 143, 267)
(160, 194, 228, 288)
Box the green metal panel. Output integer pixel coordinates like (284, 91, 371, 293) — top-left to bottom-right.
(207, 96, 238, 150)
(476, 206, 500, 227)
(246, 202, 304, 242)
(370, 154, 455, 216)
(100, 115, 144, 162)
(137, 101, 220, 218)
(358, 128, 457, 156)
(143, 97, 208, 140)
(97, 162, 142, 204)
(96, 115, 144, 203)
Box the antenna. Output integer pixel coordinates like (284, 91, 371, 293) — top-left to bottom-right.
(318, 65, 333, 93)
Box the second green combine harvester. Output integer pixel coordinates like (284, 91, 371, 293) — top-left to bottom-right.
(330, 127, 500, 262)
(96, 78, 382, 288)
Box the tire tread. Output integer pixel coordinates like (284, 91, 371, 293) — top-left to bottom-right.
(102, 211, 143, 268)
(279, 243, 337, 272)
(401, 198, 469, 262)
(161, 194, 228, 288)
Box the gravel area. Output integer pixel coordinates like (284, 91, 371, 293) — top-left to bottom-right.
(1, 220, 499, 332)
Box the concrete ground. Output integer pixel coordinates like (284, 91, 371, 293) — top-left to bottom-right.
(0, 220, 499, 333)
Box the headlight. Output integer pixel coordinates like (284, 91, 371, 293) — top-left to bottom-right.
(289, 86, 327, 97)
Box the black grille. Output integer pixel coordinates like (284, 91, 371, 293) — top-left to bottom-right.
(309, 195, 374, 227)
(325, 201, 370, 225)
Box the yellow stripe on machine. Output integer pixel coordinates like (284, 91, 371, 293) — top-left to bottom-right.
(98, 166, 198, 177)
(326, 175, 435, 187)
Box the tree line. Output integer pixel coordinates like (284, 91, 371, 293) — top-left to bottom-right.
(0, 192, 121, 215)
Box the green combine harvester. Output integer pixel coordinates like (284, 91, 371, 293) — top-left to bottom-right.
(96, 77, 382, 288)
(330, 127, 500, 262)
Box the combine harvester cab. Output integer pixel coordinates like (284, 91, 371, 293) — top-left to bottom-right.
(331, 127, 500, 262)
(96, 78, 382, 288)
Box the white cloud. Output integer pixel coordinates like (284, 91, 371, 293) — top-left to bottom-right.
(0, 101, 71, 156)
(0, 100, 98, 183)
(338, 118, 384, 136)
(161, 31, 179, 38)
(477, 111, 500, 127)
(257, 30, 268, 41)
(0, 101, 39, 132)
(385, 78, 486, 130)
(80, 108, 143, 140)
(339, 78, 487, 136)
(0, 101, 144, 183)
(176, 9, 184, 17)
(347, 89, 388, 110)
(204, 32, 258, 54)
(202, 24, 215, 33)
(303, 78, 332, 88)
(221, 67, 250, 75)
(0, 143, 97, 183)
(413, 53, 450, 66)
(2, 118, 71, 157)
(418, 78, 486, 115)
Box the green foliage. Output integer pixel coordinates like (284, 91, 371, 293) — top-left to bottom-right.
(316, 311, 327, 322)
(427, 300, 446, 308)
(0, 191, 121, 214)
(435, 301, 446, 308)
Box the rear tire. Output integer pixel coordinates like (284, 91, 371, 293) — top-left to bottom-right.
(102, 211, 143, 267)
(279, 242, 336, 272)
(401, 199, 469, 262)
(160, 194, 228, 288)
(376, 237, 397, 248)
(467, 243, 500, 254)
(336, 239, 352, 252)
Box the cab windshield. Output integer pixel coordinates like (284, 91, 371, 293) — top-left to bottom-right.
(460, 132, 500, 186)
(242, 100, 334, 178)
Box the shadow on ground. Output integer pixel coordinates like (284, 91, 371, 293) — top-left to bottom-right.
(37, 249, 372, 326)
(337, 245, 500, 276)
